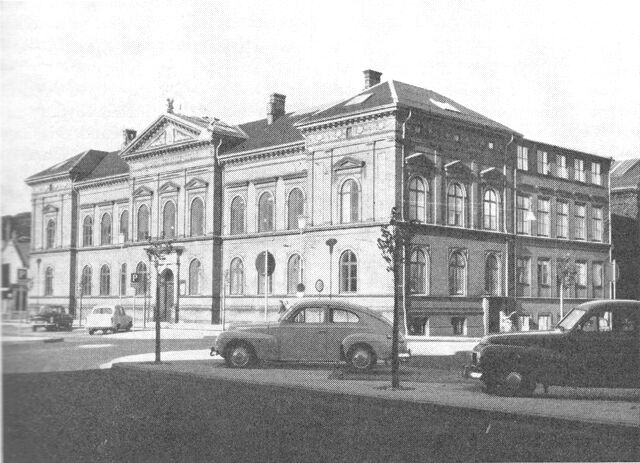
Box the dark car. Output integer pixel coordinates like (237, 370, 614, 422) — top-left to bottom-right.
(30, 305, 74, 331)
(464, 300, 639, 396)
(213, 300, 410, 370)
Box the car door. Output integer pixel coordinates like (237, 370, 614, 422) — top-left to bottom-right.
(610, 307, 639, 387)
(325, 307, 362, 360)
(568, 309, 620, 387)
(278, 305, 329, 361)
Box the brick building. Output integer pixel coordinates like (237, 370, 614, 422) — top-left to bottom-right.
(610, 158, 640, 300)
(25, 70, 613, 336)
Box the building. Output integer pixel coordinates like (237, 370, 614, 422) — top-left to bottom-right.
(610, 158, 640, 300)
(1, 212, 31, 316)
(25, 70, 613, 335)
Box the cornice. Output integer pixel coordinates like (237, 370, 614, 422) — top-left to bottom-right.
(219, 142, 305, 166)
(296, 106, 397, 132)
(75, 173, 129, 189)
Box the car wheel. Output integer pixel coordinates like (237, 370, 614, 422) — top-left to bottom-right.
(494, 370, 536, 397)
(126, 321, 133, 331)
(89, 329, 95, 335)
(347, 344, 376, 371)
(225, 343, 257, 368)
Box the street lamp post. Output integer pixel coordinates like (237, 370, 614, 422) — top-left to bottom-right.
(297, 216, 307, 296)
(145, 239, 176, 363)
(326, 238, 337, 299)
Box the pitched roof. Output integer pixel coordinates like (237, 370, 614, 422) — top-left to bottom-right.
(611, 158, 640, 189)
(82, 151, 129, 181)
(222, 112, 307, 154)
(297, 80, 517, 134)
(25, 149, 110, 183)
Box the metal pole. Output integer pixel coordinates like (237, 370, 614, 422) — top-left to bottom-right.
(264, 246, 268, 321)
(155, 261, 161, 363)
(175, 251, 181, 323)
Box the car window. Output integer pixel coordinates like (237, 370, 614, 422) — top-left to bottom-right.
(290, 307, 325, 324)
(331, 309, 359, 323)
(580, 311, 612, 333)
(93, 307, 113, 315)
(613, 309, 637, 332)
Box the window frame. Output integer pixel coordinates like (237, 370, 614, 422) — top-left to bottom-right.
(99, 264, 111, 296)
(516, 194, 531, 235)
(137, 204, 150, 241)
(556, 200, 569, 239)
(189, 259, 201, 295)
(574, 203, 586, 240)
(162, 200, 176, 239)
(100, 213, 112, 245)
(46, 219, 56, 249)
(230, 195, 246, 235)
(83, 216, 93, 247)
(408, 176, 427, 223)
(258, 191, 275, 233)
(408, 248, 428, 294)
(448, 251, 466, 296)
(190, 197, 204, 237)
(119, 210, 129, 243)
(447, 182, 465, 227)
(574, 158, 586, 182)
(485, 253, 500, 296)
(339, 179, 360, 224)
(517, 145, 529, 171)
(44, 267, 54, 296)
(229, 257, 244, 295)
(592, 205, 603, 242)
(537, 197, 550, 236)
(81, 265, 92, 296)
(339, 250, 358, 293)
(482, 188, 499, 231)
(287, 188, 305, 230)
(537, 150, 550, 175)
(556, 154, 568, 179)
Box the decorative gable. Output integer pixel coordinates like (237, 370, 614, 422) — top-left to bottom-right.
(159, 181, 180, 194)
(140, 125, 198, 151)
(480, 167, 506, 188)
(185, 178, 209, 190)
(444, 160, 474, 181)
(42, 204, 59, 214)
(333, 157, 365, 172)
(405, 152, 436, 174)
(133, 186, 153, 197)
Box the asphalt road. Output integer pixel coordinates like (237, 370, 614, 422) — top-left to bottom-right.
(2, 326, 212, 373)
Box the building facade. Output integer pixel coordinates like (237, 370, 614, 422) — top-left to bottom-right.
(25, 71, 613, 335)
(610, 158, 640, 300)
(1, 213, 31, 316)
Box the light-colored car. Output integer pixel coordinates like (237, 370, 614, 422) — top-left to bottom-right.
(213, 300, 410, 370)
(86, 305, 133, 335)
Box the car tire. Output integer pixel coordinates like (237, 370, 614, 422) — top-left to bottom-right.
(89, 329, 95, 335)
(347, 344, 376, 371)
(225, 343, 257, 368)
(491, 370, 536, 397)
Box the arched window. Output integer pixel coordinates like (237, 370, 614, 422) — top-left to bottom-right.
(408, 177, 427, 223)
(137, 205, 150, 241)
(120, 263, 127, 296)
(340, 180, 360, 223)
(81, 265, 92, 296)
(448, 251, 466, 295)
(409, 249, 428, 294)
(101, 213, 112, 245)
(229, 258, 244, 295)
(485, 254, 500, 296)
(44, 267, 54, 296)
(258, 192, 274, 232)
(190, 198, 204, 236)
(288, 189, 305, 230)
(83, 216, 93, 247)
(189, 259, 201, 295)
(287, 254, 301, 294)
(163, 201, 176, 238)
(257, 252, 274, 295)
(339, 250, 358, 293)
(120, 210, 129, 242)
(135, 262, 148, 295)
(230, 196, 245, 235)
(483, 189, 498, 231)
(100, 265, 111, 296)
(447, 183, 465, 227)
(46, 220, 56, 249)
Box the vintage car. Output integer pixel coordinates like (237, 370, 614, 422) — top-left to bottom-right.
(86, 305, 133, 335)
(464, 300, 639, 396)
(212, 300, 411, 370)
(30, 305, 74, 331)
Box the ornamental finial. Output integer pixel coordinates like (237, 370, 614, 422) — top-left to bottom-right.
(166, 98, 174, 114)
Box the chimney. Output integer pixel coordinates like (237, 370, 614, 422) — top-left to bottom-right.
(267, 93, 286, 124)
(363, 69, 382, 89)
(122, 129, 137, 148)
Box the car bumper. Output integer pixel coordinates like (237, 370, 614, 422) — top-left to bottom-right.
(463, 364, 483, 380)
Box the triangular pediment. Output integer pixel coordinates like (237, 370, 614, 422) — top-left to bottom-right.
(185, 178, 209, 190)
(133, 186, 153, 197)
(444, 160, 473, 180)
(120, 114, 205, 158)
(333, 156, 365, 172)
(42, 204, 59, 214)
(480, 167, 506, 187)
(159, 181, 180, 194)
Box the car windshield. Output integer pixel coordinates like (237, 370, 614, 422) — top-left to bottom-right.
(39, 306, 61, 314)
(92, 307, 113, 315)
(278, 306, 297, 322)
(557, 308, 587, 331)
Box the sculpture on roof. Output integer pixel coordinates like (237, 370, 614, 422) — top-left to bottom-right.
(166, 98, 174, 114)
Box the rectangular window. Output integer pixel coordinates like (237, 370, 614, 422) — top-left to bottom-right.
(556, 201, 569, 238)
(593, 262, 603, 288)
(451, 317, 467, 336)
(519, 315, 531, 331)
(537, 259, 551, 297)
(516, 257, 530, 297)
(517, 146, 528, 171)
(537, 198, 550, 236)
(591, 162, 602, 185)
(537, 150, 550, 175)
(576, 261, 587, 286)
(592, 206, 603, 241)
(555, 154, 568, 179)
(574, 159, 585, 182)
(538, 314, 552, 331)
(575, 203, 586, 240)
(516, 195, 531, 235)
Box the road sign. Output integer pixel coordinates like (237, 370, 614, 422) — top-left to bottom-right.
(131, 273, 146, 287)
(17, 268, 27, 280)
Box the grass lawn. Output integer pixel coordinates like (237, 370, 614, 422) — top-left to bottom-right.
(4, 368, 639, 462)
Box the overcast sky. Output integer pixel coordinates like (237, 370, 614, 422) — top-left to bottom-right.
(1, 0, 639, 215)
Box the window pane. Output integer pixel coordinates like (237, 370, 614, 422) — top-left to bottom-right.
(409, 249, 426, 294)
(408, 178, 426, 223)
(101, 213, 112, 245)
(332, 309, 359, 323)
(448, 252, 465, 295)
(483, 189, 498, 230)
(190, 198, 204, 236)
(81, 266, 92, 295)
(120, 211, 129, 242)
(189, 259, 201, 295)
(288, 189, 304, 230)
(83, 216, 93, 247)
(230, 258, 244, 295)
(230, 197, 245, 234)
(340, 180, 359, 223)
(100, 265, 110, 296)
(339, 251, 357, 293)
(163, 201, 176, 238)
(135, 262, 148, 295)
(258, 193, 274, 232)
(137, 205, 149, 241)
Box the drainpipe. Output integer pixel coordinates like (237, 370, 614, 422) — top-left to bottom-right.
(212, 135, 223, 324)
(400, 109, 412, 337)
(608, 157, 614, 299)
(502, 134, 515, 334)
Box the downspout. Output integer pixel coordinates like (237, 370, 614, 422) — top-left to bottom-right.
(400, 109, 412, 337)
(608, 157, 614, 299)
(212, 135, 223, 324)
(510, 136, 518, 321)
(504, 134, 514, 298)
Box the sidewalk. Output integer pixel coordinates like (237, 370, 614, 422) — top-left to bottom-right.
(113, 360, 640, 428)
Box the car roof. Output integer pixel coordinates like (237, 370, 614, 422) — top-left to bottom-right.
(578, 300, 640, 311)
(288, 299, 391, 324)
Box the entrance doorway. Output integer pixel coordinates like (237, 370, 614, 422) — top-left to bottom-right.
(159, 269, 174, 322)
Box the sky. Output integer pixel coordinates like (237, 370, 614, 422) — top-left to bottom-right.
(1, 0, 639, 215)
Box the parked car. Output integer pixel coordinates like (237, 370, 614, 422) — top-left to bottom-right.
(86, 305, 133, 335)
(212, 300, 411, 370)
(30, 305, 74, 331)
(464, 300, 640, 396)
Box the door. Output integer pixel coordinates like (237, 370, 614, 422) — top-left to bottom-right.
(159, 269, 174, 322)
(325, 307, 363, 360)
(278, 306, 329, 361)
